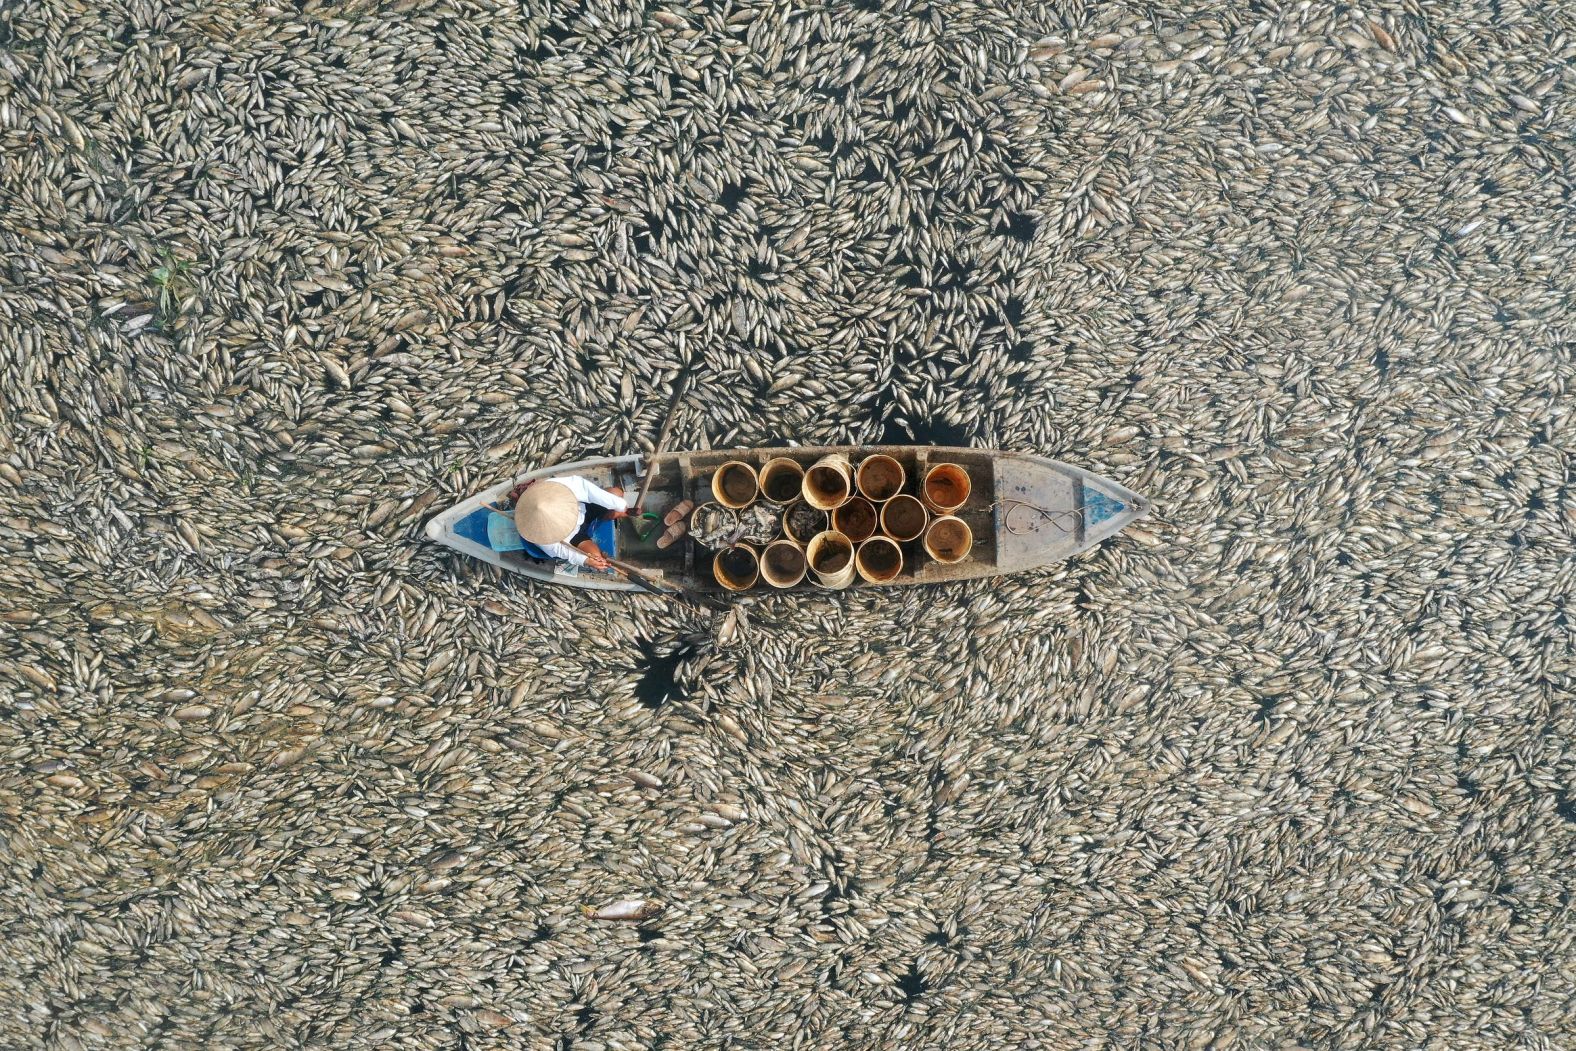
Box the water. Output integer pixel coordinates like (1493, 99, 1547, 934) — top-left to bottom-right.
(634, 640, 697, 710)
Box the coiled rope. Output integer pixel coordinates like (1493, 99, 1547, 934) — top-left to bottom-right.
(988, 499, 1093, 536)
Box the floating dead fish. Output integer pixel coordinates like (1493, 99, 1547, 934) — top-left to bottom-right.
(583, 899, 666, 922)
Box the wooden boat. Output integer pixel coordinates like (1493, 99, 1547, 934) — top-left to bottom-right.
(425, 446, 1149, 592)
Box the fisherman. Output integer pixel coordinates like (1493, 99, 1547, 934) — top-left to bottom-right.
(508, 476, 629, 570)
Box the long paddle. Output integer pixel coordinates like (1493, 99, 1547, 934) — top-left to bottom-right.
(629, 334, 692, 535)
(607, 556, 730, 613)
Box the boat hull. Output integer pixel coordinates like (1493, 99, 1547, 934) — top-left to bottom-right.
(426, 447, 1149, 592)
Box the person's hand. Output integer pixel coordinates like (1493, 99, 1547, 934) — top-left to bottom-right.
(610, 509, 630, 520)
(586, 552, 612, 571)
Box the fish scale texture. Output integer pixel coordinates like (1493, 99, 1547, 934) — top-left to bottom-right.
(0, 1, 1573, 1050)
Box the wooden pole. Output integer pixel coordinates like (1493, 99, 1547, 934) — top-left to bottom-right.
(630, 334, 691, 524)
(607, 557, 729, 612)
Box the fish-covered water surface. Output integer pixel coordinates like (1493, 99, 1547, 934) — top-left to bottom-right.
(1, 2, 1573, 1048)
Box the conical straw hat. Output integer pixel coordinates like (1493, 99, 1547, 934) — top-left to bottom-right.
(513, 481, 579, 544)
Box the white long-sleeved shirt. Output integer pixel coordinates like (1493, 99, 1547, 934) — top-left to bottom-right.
(537, 476, 628, 566)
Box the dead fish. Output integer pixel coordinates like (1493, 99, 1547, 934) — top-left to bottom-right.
(583, 899, 665, 922)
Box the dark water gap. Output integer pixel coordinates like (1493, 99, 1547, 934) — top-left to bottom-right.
(634, 639, 697, 710)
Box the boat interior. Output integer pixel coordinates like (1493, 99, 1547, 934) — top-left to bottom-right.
(613, 446, 1001, 588)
